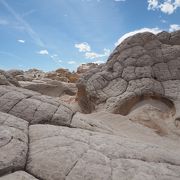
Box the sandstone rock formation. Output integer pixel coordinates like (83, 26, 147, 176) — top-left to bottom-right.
(45, 68, 79, 83)
(26, 124, 180, 180)
(6, 68, 79, 83)
(1, 68, 79, 99)
(77, 63, 99, 74)
(7, 69, 45, 82)
(77, 30, 180, 116)
(0, 86, 74, 126)
(1, 30, 180, 180)
(0, 70, 20, 87)
(7, 69, 24, 78)
(0, 171, 38, 180)
(0, 112, 28, 176)
(19, 79, 77, 97)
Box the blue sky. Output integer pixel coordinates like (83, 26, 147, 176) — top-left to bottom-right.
(0, 0, 180, 72)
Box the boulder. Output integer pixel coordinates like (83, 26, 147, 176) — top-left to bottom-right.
(76, 31, 180, 118)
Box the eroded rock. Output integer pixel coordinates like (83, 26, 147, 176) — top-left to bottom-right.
(26, 124, 180, 180)
(0, 70, 20, 87)
(77, 31, 180, 115)
(0, 112, 28, 176)
(0, 171, 38, 180)
(19, 79, 77, 97)
(0, 85, 74, 126)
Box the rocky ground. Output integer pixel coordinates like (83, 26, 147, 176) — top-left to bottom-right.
(0, 30, 180, 180)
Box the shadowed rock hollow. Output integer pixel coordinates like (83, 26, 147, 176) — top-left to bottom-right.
(1, 30, 180, 180)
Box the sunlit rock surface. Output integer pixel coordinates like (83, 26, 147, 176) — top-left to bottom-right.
(0, 30, 180, 180)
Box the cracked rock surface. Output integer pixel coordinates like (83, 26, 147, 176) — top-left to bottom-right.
(26, 125, 180, 180)
(0, 171, 38, 180)
(77, 30, 180, 114)
(0, 85, 74, 126)
(0, 112, 28, 176)
(1, 30, 180, 180)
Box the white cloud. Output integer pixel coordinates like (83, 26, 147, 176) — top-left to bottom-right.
(75, 42, 110, 61)
(85, 48, 110, 59)
(50, 54, 58, 58)
(103, 48, 111, 56)
(169, 24, 180, 32)
(147, 0, 180, 14)
(37, 49, 49, 55)
(159, 1, 175, 14)
(93, 60, 105, 64)
(115, 27, 161, 46)
(18, 39, 25, 43)
(85, 52, 101, 59)
(175, 0, 180, 7)
(147, 0, 159, 10)
(68, 61, 76, 64)
(49, 54, 63, 64)
(75, 42, 91, 52)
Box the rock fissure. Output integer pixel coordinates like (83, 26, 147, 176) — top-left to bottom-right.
(24, 123, 30, 172)
(65, 150, 89, 178)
